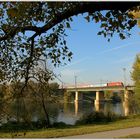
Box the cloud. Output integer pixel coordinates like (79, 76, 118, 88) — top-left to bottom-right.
(61, 56, 90, 69)
(113, 56, 135, 64)
(96, 41, 140, 55)
(62, 41, 140, 69)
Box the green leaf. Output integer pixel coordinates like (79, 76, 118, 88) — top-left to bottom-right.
(101, 23, 107, 28)
(94, 16, 99, 23)
(106, 12, 111, 18)
(68, 52, 73, 57)
(66, 22, 71, 28)
(21, 49, 24, 53)
(97, 31, 102, 35)
(84, 16, 90, 22)
(119, 33, 125, 39)
(7, 8, 18, 18)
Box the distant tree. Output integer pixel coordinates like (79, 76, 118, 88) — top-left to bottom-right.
(131, 54, 140, 108)
(104, 91, 113, 100)
(0, 2, 139, 86)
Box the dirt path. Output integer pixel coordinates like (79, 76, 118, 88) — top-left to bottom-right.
(61, 126, 140, 138)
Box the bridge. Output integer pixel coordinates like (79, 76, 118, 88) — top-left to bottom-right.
(62, 84, 135, 116)
(64, 85, 134, 105)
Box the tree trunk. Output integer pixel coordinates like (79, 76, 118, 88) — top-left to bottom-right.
(41, 92, 50, 128)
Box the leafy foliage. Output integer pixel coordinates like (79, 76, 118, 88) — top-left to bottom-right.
(131, 54, 140, 108)
(0, 2, 139, 130)
(75, 111, 126, 125)
(0, 2, 139, 85)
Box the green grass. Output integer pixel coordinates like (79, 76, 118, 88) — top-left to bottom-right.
(1, 115, 140, 138)
(122, 133, 140, 138)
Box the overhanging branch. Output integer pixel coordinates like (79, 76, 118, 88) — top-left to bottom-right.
(0, 2, 139, 42)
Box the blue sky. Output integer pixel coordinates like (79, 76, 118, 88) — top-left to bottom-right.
(53, 14, 140, 86)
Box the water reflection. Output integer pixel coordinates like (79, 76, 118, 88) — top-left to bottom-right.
(1, 100, 138, 125)
(95, 102, 104, 112)
(60, 101, 127, 124)
(123, 101, 129, 116)
(74, 101, 78, 116)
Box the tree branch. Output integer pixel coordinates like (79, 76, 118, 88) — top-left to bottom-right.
(0, 26, 41, 41)
(0, 2, 139, 42)
(29, 2, 140, 41)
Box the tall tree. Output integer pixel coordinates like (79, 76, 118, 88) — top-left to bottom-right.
(0, 2, 140, 86)
(27, 67, 59, 127)
(131, 54, 140, 108)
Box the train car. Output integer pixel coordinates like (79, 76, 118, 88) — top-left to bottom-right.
(107, 82, 124, 87)
(93, 83, 107, 87)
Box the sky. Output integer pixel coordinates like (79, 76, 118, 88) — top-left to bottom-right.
(53, 14, 140, 86)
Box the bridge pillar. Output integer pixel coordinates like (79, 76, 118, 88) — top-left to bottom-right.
(95, 102, 104, 112)
(74, 91, 83, 102)
(123, 101, 130, 116)
(123, 90, 134, 116)
(94, 91, 105, 112)
(74, 91, 83, 115)
(124, 90, 134, 102)
(94, 91, 105, 104)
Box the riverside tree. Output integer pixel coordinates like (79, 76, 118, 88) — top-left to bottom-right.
(131, 54, 140, 109)
(0, 2, 140, 86)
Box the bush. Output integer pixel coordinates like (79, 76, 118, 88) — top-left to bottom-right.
(111, 95, 121, 103)
(0, 119, 50, 132)
(0, 122, 30, 132)
(32, 119, 48, 129)
(75, 111, 126, 125)
(52, 122, 68, 128)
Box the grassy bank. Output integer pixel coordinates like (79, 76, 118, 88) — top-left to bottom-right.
(1, 115, 140, 138)
(123, 133, 140, 138)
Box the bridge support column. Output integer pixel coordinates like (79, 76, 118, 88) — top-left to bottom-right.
(123, 101, 130, 116)
(124, 90, 134, 102)
(74, 91, 83, 115)
(123, 90, 134, 116)
(95, 102, 104, 112)
(94, 91, 105, 112)
(94, 91, 105, 104)
(74, 91, 83, 102)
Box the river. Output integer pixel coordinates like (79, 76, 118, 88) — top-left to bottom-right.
(51, 102, 126, 124)
(0, 100, 136, 125)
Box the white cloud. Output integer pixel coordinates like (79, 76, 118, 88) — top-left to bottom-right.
(61, 41, 140, 69)
(113, 56, 135, 64)
(96, 41, 140, 55)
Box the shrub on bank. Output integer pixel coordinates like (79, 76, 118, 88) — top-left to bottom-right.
(0, 120, 71, 132)
(0, 111, 128, 132)
(0, 122, 30, 132)
(52, 121, 71, 128)
(75, 111, 126, 125)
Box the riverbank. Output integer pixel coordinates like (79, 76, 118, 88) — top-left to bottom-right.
(1, 115, 140, 138)
(123, 133, 140, 138)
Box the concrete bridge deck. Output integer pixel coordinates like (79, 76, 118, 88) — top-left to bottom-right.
(65, 85, 134, 92)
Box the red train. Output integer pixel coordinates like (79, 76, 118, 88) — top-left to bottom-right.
(107, 82, 124, 87)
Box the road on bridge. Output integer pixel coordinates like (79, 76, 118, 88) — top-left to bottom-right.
(61, 126, 140, 138)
